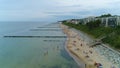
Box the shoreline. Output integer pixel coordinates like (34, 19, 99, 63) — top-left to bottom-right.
(60, 24, 118, 68)
(64, 36, 85, 68)
(60, 24, 86, 68)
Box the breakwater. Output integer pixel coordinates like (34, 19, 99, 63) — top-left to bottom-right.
(30, 29, 62, 31)
(3, 36, 68, 38)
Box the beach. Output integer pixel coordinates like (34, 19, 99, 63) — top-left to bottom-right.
(60, 24, 118, 68)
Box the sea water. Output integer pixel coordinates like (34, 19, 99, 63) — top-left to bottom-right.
(0, 22, 79, 68)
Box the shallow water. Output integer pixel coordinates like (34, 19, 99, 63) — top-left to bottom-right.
(0, 22, 79, 68)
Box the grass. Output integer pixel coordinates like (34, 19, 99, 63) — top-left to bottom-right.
(62, 22, 120, 49)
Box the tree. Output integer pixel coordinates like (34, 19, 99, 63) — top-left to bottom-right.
(96, 14, 112, 18)
(100, 14, 112, 17)
(86, 20, 101, 29)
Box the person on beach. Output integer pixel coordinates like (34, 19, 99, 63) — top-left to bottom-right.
(89, 50, 92, 54)
(111, 65, 115, 68)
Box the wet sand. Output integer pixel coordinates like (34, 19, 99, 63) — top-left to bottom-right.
(60, 24, 117, 68)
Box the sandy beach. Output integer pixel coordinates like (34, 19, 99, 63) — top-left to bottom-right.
(60, 24, 118, 68)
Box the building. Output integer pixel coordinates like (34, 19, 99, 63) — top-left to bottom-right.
(82, 16, 95, 24)
(100, 16, 120, 27)
(79, 19, 84, 24)
(62, 15, 120, 27)
(66, 19, 80, 24)
(116, 16, 120, 26)
(85, 16, 120, 27)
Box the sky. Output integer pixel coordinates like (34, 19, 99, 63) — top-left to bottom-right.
(0, 0, 120, 22)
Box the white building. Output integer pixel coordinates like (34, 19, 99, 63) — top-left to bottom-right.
(63, 15, 120, 27)
(100, 16, 120, 27)
(116, 16, 120, 26)
(82, 16, 95, 24)
(66, 19, 80, 24)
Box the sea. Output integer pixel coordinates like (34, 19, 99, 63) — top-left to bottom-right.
(0, 22, 79, 68)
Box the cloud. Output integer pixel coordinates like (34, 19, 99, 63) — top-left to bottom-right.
(0, 0, 120, 21)
(47, 0, 120, 12)
(45, 0, 120, 19)
(0, 10, 52, 21)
